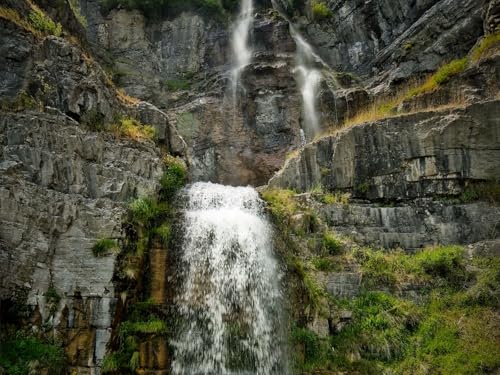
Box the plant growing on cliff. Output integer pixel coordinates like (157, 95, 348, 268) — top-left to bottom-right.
(160, 156, 188, 201)
(111, 118, 156, 141)
(0, 332, 67, 375)
(28, 7, 62, 37)
(311, 1, 331, 20)
(471, 31, 500, 62)
(92, 238, 119, 256)
(261, 189, 298, 223)
(322, 231, 342, 255)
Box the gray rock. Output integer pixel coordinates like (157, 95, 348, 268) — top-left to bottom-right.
(269, 100, 500, 200)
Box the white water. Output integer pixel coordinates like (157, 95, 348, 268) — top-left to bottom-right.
(292, 28, 323, 138)
(230, 0, 254, 98)
(171, 182, 288, 375)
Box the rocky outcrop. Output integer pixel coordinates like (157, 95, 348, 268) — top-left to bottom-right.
(0, 110, 164, 371)
(269, 100, 500, 200)
(301, 0, 485, 87)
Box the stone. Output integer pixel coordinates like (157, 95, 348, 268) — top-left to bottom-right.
(269, 100, 500, 200)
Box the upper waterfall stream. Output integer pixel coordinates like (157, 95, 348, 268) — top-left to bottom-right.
(171, 182, 288, 375)
(230, 0, 254, 98)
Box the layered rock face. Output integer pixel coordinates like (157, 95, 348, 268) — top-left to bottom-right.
(80, 1, 304, 185)
(0, 12, 174, 372)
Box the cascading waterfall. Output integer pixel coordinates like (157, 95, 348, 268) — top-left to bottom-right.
(291, 27, 323, 139)
(230, 0, 254, 98)
(171, 182, 288, 375)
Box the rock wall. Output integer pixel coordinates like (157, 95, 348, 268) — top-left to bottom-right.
(0, 9, 174, 372)
(269, 100, 500, 199)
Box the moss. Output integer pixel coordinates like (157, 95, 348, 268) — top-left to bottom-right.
(91, 238, 118, 257)
(119, 319, 167, 337)
(357, 182, 370, 194)
(0, 332, 67, 375)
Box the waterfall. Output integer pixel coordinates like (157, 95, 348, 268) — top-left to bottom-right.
(171, 182, 288, 375)
(230, 0, 254, 98)
(291, 28, 323, 139)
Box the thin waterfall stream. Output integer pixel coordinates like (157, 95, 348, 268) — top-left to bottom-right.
(171, 182, 288, 375)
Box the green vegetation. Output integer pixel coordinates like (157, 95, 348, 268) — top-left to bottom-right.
(154, 223, 172, 246)
(311, 1, 331, 20)
(0, 90, 39, 112)
(471, 31, 500, 62)
(164, 78, 191, 91)
(69, 0, 88, 28)
(91, 238, 119, 256)
(28, 8, 62, 37)
(406, 57, 468, 97)
(0, 6, 62, 38)
(290, 245, 500, 374)
(0, 333, 66, 375)
(320, 192, 350, 205)
(160, 156, 188, 201)
(459, 181, 500, 204)
(111, 118, 156, 141)
(311, 256, 336, 272)
(322, 231, 342, 255)
(261, 189, 298, 223)
(102, 300, 167, 374)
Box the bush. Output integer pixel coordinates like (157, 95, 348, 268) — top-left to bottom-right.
(311, 257, 335, 271)
(154, 223, 171, 246)
(28, 8, 62, 37)
(129, 197, 166, 228)
(0, 333, 67, 375)
(291, 326, 323, 367)
(322, 231, 342, 255)
(160, 157, 187, 201)
(415, 245, 466, 285)
(92, 238, 118, 256)
(261, 189, 298, 223)
(311, 1, 331, 19)
(111, 118, 156, 141)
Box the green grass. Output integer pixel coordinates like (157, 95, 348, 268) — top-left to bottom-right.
(119, 319, 167, 338)
(111, 118, 156, 141)
(311, 257, 336, 272)
(28, 8, 62, 37)
(0, 333, 66, 375)
(407, 57, 468, 97)
(322, 231, 342, 255)
(91, 238, 118, 256)
(129, 197, 167, 228)
(294, 245, 500, 374)
(160, 156, 187, 201)
(69, 0, 87, 28)
(164, 78, 191, 91)
(154, 223, 171, 246)
(261, 189, 298, 223)
(471, 31, 500, 62)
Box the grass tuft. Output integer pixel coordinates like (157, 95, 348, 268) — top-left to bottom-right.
(111, 118, 156, 141)
(471, 31, 500, 62)
(91, 238, 118, 257)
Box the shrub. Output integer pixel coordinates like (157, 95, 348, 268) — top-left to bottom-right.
(415, 245, 466, 285)
(92, 238, 118, 256)
(28, 8, 62, 37)
(154, 223, 171, 246)
(160, 157, 187, 201)
(291, 326, 324, 367)
(261, 189, 298, 223)
(322, 231, 342, 255)
(0, 333, 67, 375)
(311, 257, 335, 272)
(111, 118, 156, 141)
(129, 197, 166, 228)
(321, 192, 350, 205)
(311, 1, 331, 19)
(119, 319, 167, 338)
